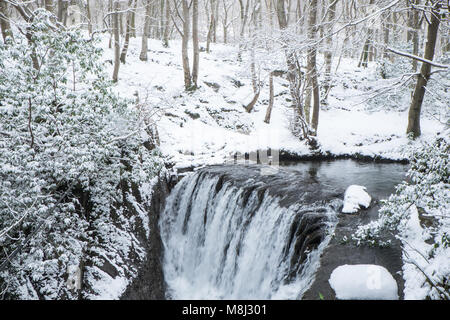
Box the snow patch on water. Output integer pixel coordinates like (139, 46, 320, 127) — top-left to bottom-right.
(342, 185, 372, 213)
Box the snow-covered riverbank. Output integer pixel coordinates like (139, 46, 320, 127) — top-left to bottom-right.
(103, 37, 446, 170)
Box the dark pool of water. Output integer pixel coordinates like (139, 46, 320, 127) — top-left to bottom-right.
(279, 159, 408, 199)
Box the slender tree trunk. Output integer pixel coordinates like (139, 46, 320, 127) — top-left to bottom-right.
(108, 0, 113, 49)
(140, 0, 152, 61)
(44, 0, 53, 12)
(264, 72, 274, 123)
(0, 0, 13, 42)
(130, 0, 137, 38)
(162, 0, 170, 47)
(237, 0, 249, 61)
(192, 0, 199, 88)
(411, 0, 420, 71)
(206, 0, 214, 53)
(119, 4, 124, 35)
(308, 0, 320, 135)
(182, 0, 192, 89)
(358, 34, 372, 68)
(323, 0, 337, 104)
(304, 81, 311, 124)
(358, 0, 375, 68)
(213, 0, 218, 42)
(222, 0, 230, 44)
(159, 0, 164, 39)
(406, 3, 441, 138)
(57, 0, 68, 25)
(120, 0, 134, 64)
(276, 0, 308, 139)
(382, 10, 391, 59)
(86, 0, 93, 34)
(112, 0, 121, 82)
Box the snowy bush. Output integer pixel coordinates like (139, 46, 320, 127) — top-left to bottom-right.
(352, 136, 449, 299)
(0, 10, 164, 299)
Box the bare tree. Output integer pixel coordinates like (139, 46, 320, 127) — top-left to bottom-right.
(112, 0, 121, 82)
(323, 0, 338, 104)
(181, 0, 192, 89)
(171, 0, 193, 89)
(162, 0, 170, 47)
(220, 0, 232, 44)
(140, 0, 152, 61)
(237, 0, 250, 61)
(358, 0, 375, 68)
(120, 0, 135, 64)
(307, 0, 320, 135)
(406, 1, 442, 138)
(276, 0, 308, 139)
(192, 0, 199, 88)
(86, 0, 93, 34)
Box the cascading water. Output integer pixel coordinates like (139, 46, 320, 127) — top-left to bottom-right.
(159, 164, 342, 299)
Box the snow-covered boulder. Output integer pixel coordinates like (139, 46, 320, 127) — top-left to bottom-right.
(329, 264, 398, 300)
(342, 185, 371, 213)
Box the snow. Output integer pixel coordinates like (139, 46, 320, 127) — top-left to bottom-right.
(401, 204, 450, 300)
(329, 264, 399, 300)
(401, 205, 432, 300)
(101, 37, 445, 171)
(342, 185, 372, 213)
(87, 268, 129, 300)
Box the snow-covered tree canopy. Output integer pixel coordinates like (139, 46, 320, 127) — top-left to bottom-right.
(0, 9, 164, 299)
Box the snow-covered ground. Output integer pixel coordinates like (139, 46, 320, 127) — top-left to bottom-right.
(102, 37, 445, 170)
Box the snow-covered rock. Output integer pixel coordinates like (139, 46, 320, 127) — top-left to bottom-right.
(342, 185, 371, 213)
(329, 264, 398, 300)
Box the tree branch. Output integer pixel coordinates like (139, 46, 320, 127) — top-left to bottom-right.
(387, 47, 449, 68)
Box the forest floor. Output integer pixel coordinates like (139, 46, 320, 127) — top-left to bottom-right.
(103, 37, 446, 170)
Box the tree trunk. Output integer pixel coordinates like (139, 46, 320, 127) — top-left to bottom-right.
(44, 0, 53, 13)
(86, 0, 93, 35)
(382, 10, 391, 59)
(323, 0, 338, 104)
(130, 0, 137, 38)
(192, 0, 199, 88)
(307, 0, 320, 136)
(162, 0, 170, 47)
(112, 0, 121, 82)
(358, 34, 372, 68)
(358, 0, 375, 68)
(276, 0, 308, 139)
(140, 0, 152, 61)
(57, 0, 68, 25)
(264, 72, 274, 123)
(245, 91, 260, 113)
(237, 0, 249, 61)
(182, 0, 192, 89)
(206, 0, 214, 53)
(0, 0, 13, 42)
(108, 0, 113, 48)
(411, 0, 420, 71)
(406, 3, 441, 138)
(120, 0, 134, 64)
(140, 1, 151, 58)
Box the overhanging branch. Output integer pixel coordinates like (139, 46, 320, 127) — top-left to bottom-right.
(387, 47, 449, 69)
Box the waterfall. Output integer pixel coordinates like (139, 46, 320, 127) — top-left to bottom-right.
(160, 165, 340, 299)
